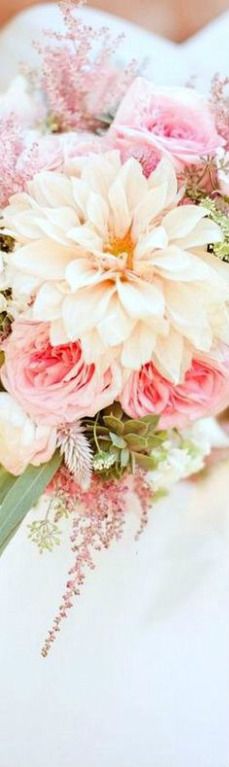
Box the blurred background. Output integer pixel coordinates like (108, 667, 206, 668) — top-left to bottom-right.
(0, 0, 228, 41)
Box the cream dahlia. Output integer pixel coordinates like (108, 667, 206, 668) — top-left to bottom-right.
(3, 152, 229, 381)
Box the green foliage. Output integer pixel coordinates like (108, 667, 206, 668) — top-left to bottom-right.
(201, 196, 229, 263)
(28, 518, 61, 553)
(0, 452, 62, 556)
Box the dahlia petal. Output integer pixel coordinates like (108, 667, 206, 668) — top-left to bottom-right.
(154, 329, 185, 383)
(98, 295, 134, 346)
(163, 205, 208, 239)
(117, 278, 164, 318)
(121, 322, 156, 369)
(135, 227, 168, 259)
(133, 183, 168, 238)
(65, 259, 101, 290)
(28, 172, 74, 207)
(149, 157, 178, 206)
(174, 218, 223, 248)
(62, 283, 116, 339)
(108, 178, 132, 238)
(11, 239, 74, 279)
(68, 224, 103, 252)
(33, 283, 63, 321)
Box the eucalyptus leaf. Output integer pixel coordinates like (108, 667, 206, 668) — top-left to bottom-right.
(0, 452, 62, 556)
(0, 466, 17, 504)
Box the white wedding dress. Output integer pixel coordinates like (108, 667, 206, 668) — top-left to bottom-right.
(0, 6, 229, 767)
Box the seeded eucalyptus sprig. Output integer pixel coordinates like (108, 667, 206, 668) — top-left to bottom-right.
(84, 402, 167, 480)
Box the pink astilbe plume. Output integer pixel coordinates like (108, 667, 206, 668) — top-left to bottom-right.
(41, 467, 153, 656)
(0, 119, 52, 207)
(0, 117, 25, 207)
(34, 0, 137, 132)
(210, 74, 229, 149)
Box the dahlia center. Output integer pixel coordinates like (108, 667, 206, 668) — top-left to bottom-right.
(106, 229, 134, 270)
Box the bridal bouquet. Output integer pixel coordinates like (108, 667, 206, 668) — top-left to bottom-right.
(0, 2, 229, 654)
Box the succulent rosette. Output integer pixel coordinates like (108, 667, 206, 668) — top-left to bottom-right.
(0, 2, 229, 655)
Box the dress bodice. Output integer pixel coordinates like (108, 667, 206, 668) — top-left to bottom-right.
(0, 4, 229, 91)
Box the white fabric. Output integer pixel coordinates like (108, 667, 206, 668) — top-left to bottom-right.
(0, 6, 229, 767)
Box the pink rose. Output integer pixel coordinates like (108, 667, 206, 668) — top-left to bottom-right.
(1, 321, 122, 426)
(120, 354, 229, 429)
(108, 77, 223, 173)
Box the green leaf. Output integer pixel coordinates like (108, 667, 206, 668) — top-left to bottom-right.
(103, 402, 123, 419)
(109, 432, 126, 449)
(134, 453, 157, 471)
(125, 434, 148, 451)
(123, 420, 148, 436)
(103, 416, 124, 435)
(140, 415, 160, 428)
(0, 466, 17, 504)
(0, 452, 62, 556)
(120, 448, 130, 468)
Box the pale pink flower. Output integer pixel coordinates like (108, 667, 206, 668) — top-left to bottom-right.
(0, 392, 56, 475)
(1, 320, 122, 426)
(108, 78, 223, 173)
(120, 351, 229, 429)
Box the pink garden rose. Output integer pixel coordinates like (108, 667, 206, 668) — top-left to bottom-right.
(108, 77, 223, 174)
(120, 353, 229, 429)
(1, 321, 122, 426)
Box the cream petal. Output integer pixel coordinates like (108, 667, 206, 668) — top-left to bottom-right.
(65, 259, 101, 290)
(149, 158, 178, 206)
(98, 294, 134, 346)
(108, 178, 132, 238)
(27, 172, 74, 207)
(165, 283, 213, 349)
(133, 183, 168, 238)
(121, 321, 156, 369)
(134, 227, 168, 260)
(86, 192, 109, 236)
(154, 329, 185, 383)
(11, 239, 74, 279)
(174, 219, 223, 249)
(3, 210, 47, 241)
(81, 330, 107, 363)
(68, 224, 103, 252)
(62, 282, 116, 339)
(82, 152, 121, 197)
(33, 283, 63, 321)
(117, 277, 164, 319)
(152, 247, 217, 281)
(163, 205, 208, 240)
(116, 158, 147, 211)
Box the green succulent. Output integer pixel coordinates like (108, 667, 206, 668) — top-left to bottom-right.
(84, 402, 167, 479)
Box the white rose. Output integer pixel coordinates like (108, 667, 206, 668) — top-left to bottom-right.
(0, 393, 56, 475)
